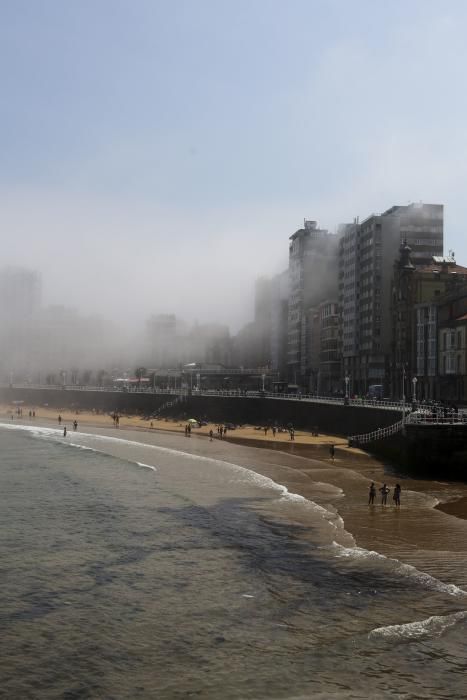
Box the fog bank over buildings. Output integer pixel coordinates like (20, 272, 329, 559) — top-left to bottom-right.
(7, 199, 467, 407)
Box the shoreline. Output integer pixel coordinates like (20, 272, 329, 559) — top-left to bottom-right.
(4, 402, 467, 520)
(0, 405, 467, 576)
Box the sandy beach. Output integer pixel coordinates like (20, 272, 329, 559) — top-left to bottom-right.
(4, 401, 467, 574)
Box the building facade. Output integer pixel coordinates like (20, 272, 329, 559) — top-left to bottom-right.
(287, 220, 338, 385)
(338, 202, 444, 396)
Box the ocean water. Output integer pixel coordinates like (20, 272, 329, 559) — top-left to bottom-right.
(1, 423, 467, 699)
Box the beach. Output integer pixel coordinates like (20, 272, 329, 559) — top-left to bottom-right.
(4, 402, 467, 583)
(2, 406, 467, 697)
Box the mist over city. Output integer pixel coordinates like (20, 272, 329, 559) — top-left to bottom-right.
(2, 0, 467, 391)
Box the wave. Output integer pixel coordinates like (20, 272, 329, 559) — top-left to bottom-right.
(330, 542, 467, 597)
(0, 420, 346, 535)
(136, 462, 157, 472)
(0, 422, 159, 475)
(368, 610, 467, 641)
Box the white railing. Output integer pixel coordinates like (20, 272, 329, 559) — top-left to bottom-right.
(406, 412, 467, 426)
(348, 419, 405, 445)
(1, 383, 411, 412)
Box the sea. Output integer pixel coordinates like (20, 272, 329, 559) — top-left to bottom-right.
(1, 421, 467, 699)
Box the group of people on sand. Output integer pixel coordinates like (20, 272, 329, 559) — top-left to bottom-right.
(368, 482, 401, 506)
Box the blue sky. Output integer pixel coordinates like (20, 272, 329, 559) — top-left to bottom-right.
(1, 0, 467, 328)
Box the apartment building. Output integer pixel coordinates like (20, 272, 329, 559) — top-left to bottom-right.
(287, 220, 338, 385)
(338, 203, 444, 395)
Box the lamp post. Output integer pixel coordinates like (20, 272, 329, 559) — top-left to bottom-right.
(261, 373, 266, 392)
(412, 376, 418, 405)
(401, 365, 406, 427)
(196, 373, 201, 391)
(344, 375, 350, 405)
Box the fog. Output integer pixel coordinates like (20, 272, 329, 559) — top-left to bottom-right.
(2, 1, 467, 378)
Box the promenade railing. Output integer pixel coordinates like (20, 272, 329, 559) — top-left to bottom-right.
(406, 411, 467, 426)
(2, 383, 416, 413)
(348, 419, 405, 445)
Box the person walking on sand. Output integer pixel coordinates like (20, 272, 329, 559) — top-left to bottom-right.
(393, 483, 401, 507)
(379, 483, 390, 505)
(209, 429, 213, 441)
(368, 482, 376, 505)
(329, 444, 335, 462)
(272, 426, 276, 438)
(73, 420, 78, 431)
(58, 414, 62, 425)
(63, 426, 67, 437)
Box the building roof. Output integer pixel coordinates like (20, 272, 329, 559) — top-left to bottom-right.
(432, 255, 456, 264)
(416, 260, 467, 275)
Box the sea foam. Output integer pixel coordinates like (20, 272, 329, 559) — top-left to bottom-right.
(368, 610, 467, 641)
(331, 542, 467, 597)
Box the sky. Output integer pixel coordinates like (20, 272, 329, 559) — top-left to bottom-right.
(1, 0, 467, 331)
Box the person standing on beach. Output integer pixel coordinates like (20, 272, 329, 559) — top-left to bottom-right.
(209, 429, 213, 441)
(272, 426, 276, 437)
(329, 444, 335, 461)
(368, 482, 377, 505)
(393, 484, 401, 507)
(63, 426, 67, 437)
(290, 427, 295, 441)
(58, 414, 62, 425)
(379, 483, 390, 505)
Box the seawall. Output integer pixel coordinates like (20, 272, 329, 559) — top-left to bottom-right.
(0, 387, 401, 438)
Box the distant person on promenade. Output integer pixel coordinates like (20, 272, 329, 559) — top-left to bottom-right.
(209, 429, 213, 441)
(329, 444, 335, 462)
(393, 484, 401, 507)
(368, 482, 376, 505)
(63, 426, 67, 437)
(272, 426, 276, 437)
(379, 483, 390, 505)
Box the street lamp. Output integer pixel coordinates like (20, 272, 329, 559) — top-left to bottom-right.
(344, 375, 350, 405)
(412, 376, 418, 404)
(401, 365, 407, 428)
(261, 373, 266, 392)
